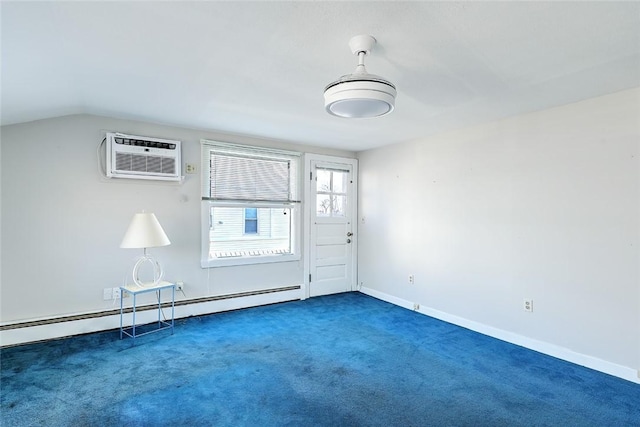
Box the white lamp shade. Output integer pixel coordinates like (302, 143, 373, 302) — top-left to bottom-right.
(120, 213, 171, 249)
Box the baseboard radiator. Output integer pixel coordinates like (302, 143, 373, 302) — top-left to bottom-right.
(0, 286, 301, 343)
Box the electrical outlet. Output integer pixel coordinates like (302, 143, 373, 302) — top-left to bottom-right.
(523, 299, 533, 312)
(408, 274, 414, 284)
(185, 163, 197, 174)
(103, 288, 112, 300)
(413, 303, 420, 311)
(175, 281, 184, 291)
(112, 287, 122, 300)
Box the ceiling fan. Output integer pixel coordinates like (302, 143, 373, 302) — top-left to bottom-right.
(324, 35, 397, 118)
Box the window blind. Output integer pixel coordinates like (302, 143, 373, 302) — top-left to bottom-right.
(201, 141, 300, 203)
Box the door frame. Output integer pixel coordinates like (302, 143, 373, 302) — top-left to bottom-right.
(303, 153, 358, 299)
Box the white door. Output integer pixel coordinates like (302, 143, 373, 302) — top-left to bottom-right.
(305, 155, 357, 298)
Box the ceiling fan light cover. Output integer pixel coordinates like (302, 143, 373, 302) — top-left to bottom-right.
(324, 80, 396, 118)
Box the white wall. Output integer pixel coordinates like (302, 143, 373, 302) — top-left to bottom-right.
(0, 114, 354, 325)
(358, 88, 640, 379)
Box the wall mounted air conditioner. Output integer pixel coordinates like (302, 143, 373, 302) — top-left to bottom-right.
(106, 132, 182, 181)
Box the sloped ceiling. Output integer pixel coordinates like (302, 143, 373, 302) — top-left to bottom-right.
(2, 1, 639, 151)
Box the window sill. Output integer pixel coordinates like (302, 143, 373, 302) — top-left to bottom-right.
(200, 253, 300, 268)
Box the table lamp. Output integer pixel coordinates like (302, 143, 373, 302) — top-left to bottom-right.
(120, 212, 171, 288)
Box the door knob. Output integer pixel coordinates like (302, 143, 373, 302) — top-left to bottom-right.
(346, 232, 353, 237)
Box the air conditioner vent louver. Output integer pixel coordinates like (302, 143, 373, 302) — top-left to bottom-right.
(115, 153, 176, 175)
(106, 132, 182, 181)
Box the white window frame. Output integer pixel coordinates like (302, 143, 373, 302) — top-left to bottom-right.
(200, 140, 301, 268)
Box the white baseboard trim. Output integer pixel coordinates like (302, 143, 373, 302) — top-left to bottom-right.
(359, 287, 640, 384)
(1, 287, 303, 347)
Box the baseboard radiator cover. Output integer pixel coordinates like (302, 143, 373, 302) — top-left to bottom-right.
(1, 285, 302, 347)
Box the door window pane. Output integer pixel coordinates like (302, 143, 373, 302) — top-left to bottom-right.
(316, 169, 331, 192)
(332, 171, 348, 194)
(316, 168, 348, 218)
(316, 195, 332, 217)
(333, 195, 346, 217)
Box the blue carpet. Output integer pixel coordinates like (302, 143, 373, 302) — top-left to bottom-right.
(1, 292, 639, 426)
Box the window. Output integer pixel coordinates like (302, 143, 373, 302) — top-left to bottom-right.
(316, 168, 348, 217)
(201, 141, 301, 267)
(244, 208, 258, 234)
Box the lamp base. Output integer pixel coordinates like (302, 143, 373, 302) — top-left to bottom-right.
(132, 253, 164, 288)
